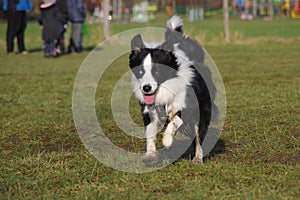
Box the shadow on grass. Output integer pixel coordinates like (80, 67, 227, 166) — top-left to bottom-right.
(145, 129, 226, 168)
(84, 46, 98, 52)
(27, 45, 99, 54)
(28, 47, 43, 53)
(179, 138, 226, 163)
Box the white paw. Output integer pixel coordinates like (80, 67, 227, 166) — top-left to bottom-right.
(192, 156, 203, 165)
(142, 152, 156, 163)
(162, 134, 173, 148)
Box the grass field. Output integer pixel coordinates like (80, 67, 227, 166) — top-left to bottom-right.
(0, 15, 300, 199)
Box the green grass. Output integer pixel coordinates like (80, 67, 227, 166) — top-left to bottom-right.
(0, 16, 300, 199)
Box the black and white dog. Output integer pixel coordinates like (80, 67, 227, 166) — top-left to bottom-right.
(129, 16, 216, 164)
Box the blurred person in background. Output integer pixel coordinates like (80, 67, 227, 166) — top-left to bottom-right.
(55, 0, 68, 55)
(39, 0, 68, 58)
(2, 0, 32, 55)
(67, 0, 86, 53)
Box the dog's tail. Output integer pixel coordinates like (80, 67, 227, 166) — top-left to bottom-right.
(166, 15, 183, 33)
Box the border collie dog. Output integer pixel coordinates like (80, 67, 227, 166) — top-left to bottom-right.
(129, 16, 215, 164)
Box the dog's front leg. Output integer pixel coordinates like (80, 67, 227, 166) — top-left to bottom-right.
(162, 114, 183, 148)
(142, 106, 159, 163)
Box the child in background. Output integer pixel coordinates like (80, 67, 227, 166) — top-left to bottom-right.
(55, 0, 68, 55)
(39, 0, 67, 58)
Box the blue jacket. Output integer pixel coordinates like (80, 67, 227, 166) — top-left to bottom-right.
(67, 0, 86, 23)
(3, 0, 32, 11)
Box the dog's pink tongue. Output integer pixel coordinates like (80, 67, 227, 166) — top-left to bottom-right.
(144, 94, 155, 105)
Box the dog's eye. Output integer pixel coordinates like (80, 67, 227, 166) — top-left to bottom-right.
(135, 69, 144, 78)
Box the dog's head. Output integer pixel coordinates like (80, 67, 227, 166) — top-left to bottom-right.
(129, 34, 179, 105)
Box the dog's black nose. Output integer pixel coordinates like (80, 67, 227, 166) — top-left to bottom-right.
(143, 85, 152, 93)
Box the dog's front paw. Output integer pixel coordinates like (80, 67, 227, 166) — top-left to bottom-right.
(142, 152, 157, 163)
(162, 134, 173, 148)
(192, 157, 203, 165)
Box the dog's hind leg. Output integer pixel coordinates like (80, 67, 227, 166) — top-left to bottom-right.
(193, 124, 204, 165)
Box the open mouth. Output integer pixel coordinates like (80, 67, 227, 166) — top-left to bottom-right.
(143, 93, 156, 105)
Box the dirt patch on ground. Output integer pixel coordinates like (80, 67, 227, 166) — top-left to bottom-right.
(252, 152, 299, 166)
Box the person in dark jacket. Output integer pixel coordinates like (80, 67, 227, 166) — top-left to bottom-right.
(2, 0, 32, 54)
(67, 0, 86, 53)
(55, 0, 68, 54)
(39, 0, 66, 58)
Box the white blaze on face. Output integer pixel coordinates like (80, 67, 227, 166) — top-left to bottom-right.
(140, 53, 158, 105)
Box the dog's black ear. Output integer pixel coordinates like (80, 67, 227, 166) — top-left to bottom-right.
(131, 34, 145, 53)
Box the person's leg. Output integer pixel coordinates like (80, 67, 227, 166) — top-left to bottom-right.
(44, 41, 50, 57)
(71, 22, 83, 52)
(50, 40, 56, 57)
(6, 10, 15, 53)
(16, 11, 27, 53)
(44, 40, 56, 58)
(68, 37, 75, 53)
(56, 27, 65, 54)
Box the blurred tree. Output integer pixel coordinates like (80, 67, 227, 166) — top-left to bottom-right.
(223, 0, 230, 43)
(103, 0, 110, 39)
